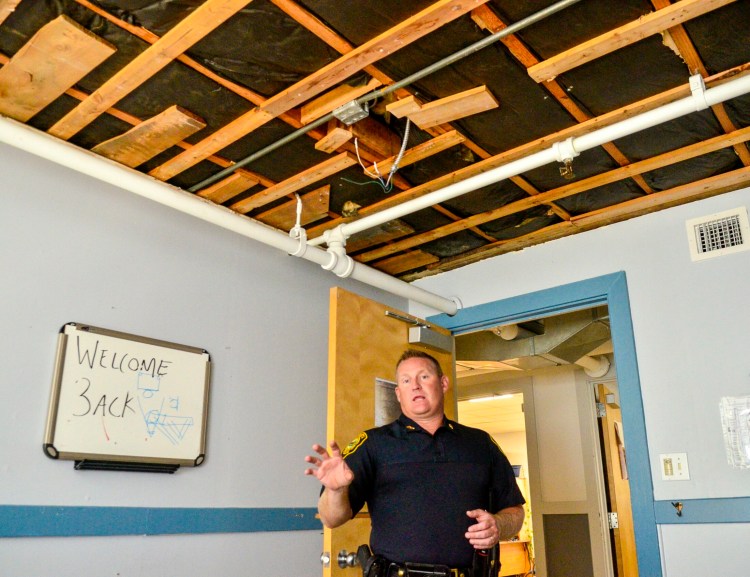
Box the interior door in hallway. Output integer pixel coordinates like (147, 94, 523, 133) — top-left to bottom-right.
(597, 383, 638, 577)
(323, 287, 455, 577)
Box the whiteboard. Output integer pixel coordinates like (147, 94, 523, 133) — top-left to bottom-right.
(44, 323, 211, 468)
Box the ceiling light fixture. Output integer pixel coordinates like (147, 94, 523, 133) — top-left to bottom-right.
(468, 393, 515, 403)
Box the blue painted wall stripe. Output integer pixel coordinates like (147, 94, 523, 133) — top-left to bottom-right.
(0, 506, 321, 537)
(655, 497, 750, 524)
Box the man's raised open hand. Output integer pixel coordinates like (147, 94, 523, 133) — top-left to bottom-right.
(304, 441, 354, 491)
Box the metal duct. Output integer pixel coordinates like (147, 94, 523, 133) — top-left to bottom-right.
(455, 307, 610, 371)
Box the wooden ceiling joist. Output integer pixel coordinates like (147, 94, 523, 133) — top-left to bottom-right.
(48, 0, 255, 140)
(572, 165, 750, 226)
(528, 0, 739, 83)
(300, 78, 381, 125)
(356, 124, 750, 263)
(306, 61, 750, 241)
(471, 4, 654, 196)
(365, 130, 466, 176)
(230, 152, 357, 214)
(150, 0, 489, 181)
(266, 0, 517, 239)
(406, 166, 750, 280)
(0, 15, 115, 122)
(255, 185, 331, 230)
(315, 122, 353, 153)
(0, 47, 277, 193)
(71, 0, 419, 177)
(197, 172, 260, 204)
(346, 220, 416, 253)
(91, 105, 206, 168)
(650, 0, 750, 166)
(373, 250, 440, 275)
(386, 86, 499, 129)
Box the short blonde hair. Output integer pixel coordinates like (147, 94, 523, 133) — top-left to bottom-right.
(396, 349, 443, 378)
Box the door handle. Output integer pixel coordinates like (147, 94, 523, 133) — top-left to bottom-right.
(337, 549, 360, 569)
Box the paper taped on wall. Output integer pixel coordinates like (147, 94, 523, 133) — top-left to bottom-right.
(719, 396, 750, 469)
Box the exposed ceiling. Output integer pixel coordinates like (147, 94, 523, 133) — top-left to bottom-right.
(2, 0, 750, 281)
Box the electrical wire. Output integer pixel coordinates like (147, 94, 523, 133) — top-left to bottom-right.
(352, 118, 411, 194)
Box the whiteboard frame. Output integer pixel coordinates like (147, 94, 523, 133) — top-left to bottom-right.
(44, 323, 211, 469)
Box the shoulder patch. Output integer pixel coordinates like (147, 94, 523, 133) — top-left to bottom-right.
(341, 432, 368, 458)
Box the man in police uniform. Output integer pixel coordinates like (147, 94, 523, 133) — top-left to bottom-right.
(305, 349, 525, 575)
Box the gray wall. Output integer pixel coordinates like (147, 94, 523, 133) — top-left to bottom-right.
(0, 144, 403, 575)
(411, 185, 750, 574)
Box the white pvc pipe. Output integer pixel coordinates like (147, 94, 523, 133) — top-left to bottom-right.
(0, 116, 458, 315)
(312, 73, 750, 243)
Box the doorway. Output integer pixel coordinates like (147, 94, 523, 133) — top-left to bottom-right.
(425, 273, 661, 577)
(454, 306, 633, 577)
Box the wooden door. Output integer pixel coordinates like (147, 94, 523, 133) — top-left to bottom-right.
(597, 384, 638, 577)
(324, 287, 454, 577)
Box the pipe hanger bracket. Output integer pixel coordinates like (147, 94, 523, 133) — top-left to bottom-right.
(689, 74, 709, 111)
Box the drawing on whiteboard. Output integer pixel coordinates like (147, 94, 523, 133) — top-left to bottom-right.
(138, 395, 194, 445)
(137, 372, 161, 398)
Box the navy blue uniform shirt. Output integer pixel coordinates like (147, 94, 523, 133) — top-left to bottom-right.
(338, 414, 525, 567)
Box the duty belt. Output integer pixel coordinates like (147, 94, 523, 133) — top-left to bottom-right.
(386, 562, 472, 577)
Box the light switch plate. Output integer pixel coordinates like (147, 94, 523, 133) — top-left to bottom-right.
(660, 453, 690, 480)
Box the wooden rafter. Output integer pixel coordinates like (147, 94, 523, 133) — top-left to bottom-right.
(386, 86, 499, 129)
(197, 173, 260, 204)
(357, 125, 750, 263)
(2, 49, 277, 189)
(91, 105, 206, 168)
(0, 15, 115, 122)
(406, 166, 750, 280)
(49, 0, 255, 140)
(365, 130, 466, 176)
(528, 0, 739, 83)
(266, 0, 505, 242)
(650, 0, 750, 165)
(306, 62, 750, 241)
(471, 4, 654, 195)
(229, 152, 356, 214)
(373, 250, 439, 275)
(150, 0, 489, 181)
(255, 185, 331, 230)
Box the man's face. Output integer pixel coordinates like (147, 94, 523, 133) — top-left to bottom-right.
(394, 356, 450, 422)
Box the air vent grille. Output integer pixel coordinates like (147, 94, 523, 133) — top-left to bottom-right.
(686, 207, 750, 261)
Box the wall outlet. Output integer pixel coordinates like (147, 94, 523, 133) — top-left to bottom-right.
(660, 453, 690, 481)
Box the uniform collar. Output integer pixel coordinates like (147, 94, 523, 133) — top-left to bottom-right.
(396, 413, 457, 434)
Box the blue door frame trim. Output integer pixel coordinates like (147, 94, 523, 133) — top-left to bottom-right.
(427, 272, 662, 577)
(0, 506, 320, 537)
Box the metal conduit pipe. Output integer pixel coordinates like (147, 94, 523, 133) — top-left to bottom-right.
(189, 0, 583, 192)
(0, 116, 459, 315)
(309, 72, 750, 245)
